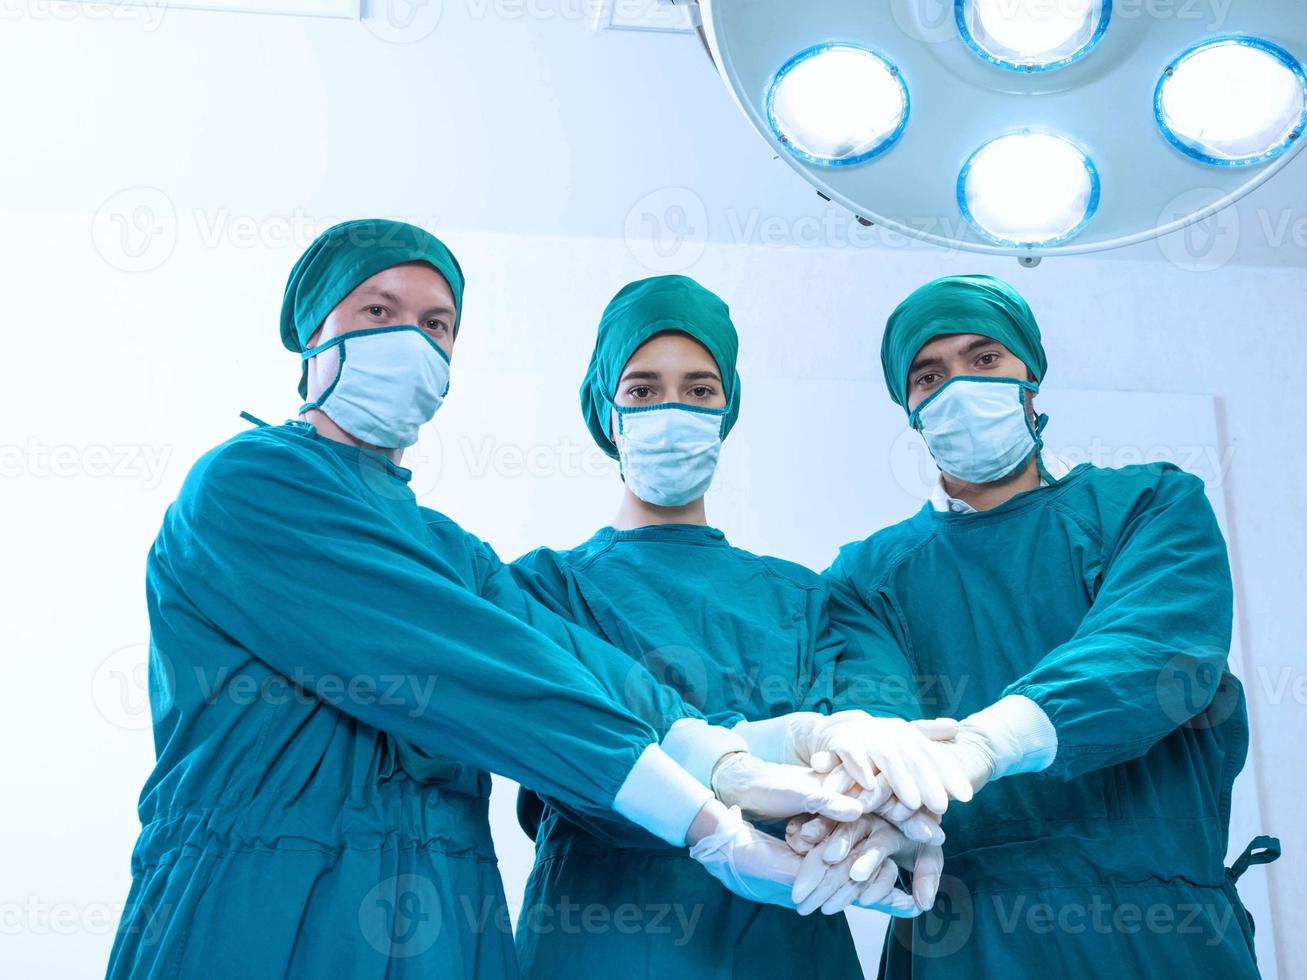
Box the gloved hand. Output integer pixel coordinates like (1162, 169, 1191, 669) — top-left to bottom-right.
(790, 813, 943, 917)
(710, 752, 864, 823)
(929, 726, 1000, 794)
(808, 757, 945, 845)
(925, 696, 1060, 794)
(687, 800, 803, 908)
(792, 712, 973, 813)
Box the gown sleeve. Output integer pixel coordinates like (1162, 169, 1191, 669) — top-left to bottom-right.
(500, 546, 723, 848)
(1004, 467, 1235, 780)
(160, 436, 692, 817)
(818, 565, 926, 721)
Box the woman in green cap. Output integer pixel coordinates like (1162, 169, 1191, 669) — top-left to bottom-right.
(502, 275, 974, 979)
(819, 273, 1277, 978)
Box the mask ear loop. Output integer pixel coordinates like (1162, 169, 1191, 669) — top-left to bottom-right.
(299, 336, 349, 415)
(1031, 411, 1055, 484)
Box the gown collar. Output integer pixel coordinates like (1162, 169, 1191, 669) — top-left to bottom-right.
(594, 523, 728, 547)
(285, 419, 415, 484)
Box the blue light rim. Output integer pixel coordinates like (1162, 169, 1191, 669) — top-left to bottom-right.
(954, 0, 1113, 73)
(1153, 35, 1307, 169)
(764, 42, 911, 168)
(956, 130, 1102, 248)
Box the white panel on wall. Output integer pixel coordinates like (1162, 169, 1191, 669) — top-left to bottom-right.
(599, 0, 695, 33)
(73, 0, 360, 18)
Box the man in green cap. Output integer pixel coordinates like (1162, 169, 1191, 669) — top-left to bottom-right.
(819, 273, 1278, 977)
(105, 222, 870, 980)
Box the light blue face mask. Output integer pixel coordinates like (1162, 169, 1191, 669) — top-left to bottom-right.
(300, 325, 451, 450)
(614, 403, 727, 507)
(909, 376, 1046, 485)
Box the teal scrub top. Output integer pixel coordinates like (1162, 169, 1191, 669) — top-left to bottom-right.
(827, 462, 1272, 978)
(503, 523, 913, 980)
(106, 421, 700, 980)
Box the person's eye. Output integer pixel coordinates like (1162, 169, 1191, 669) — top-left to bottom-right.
(976, 352, 999, 367)
(628, 385, 655, 400)
(367, 305, 386, 317)
(915, 373, 939, 388)
(688, 385, 715, 399)
(424, 319, 449, 334)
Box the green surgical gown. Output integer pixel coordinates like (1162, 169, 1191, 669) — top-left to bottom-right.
(502, 522, 890, 980)
(106, 421, 699, 980)
(826, 462, 1274, 979)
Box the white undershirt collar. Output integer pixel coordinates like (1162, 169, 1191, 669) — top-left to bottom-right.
(930, 453, 1075, 515)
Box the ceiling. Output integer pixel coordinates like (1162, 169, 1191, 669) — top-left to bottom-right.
(3, 1, 1302, 270)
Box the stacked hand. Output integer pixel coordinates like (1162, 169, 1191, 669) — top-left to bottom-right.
(688, 713, 991, 914)
(791, 713, 975, 814)
(787, 811, 942, 916)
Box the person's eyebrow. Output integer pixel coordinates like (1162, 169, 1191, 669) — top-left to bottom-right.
(619, 369, 661, 383)
(683, 370, 722, 382)
(356, 286, 403, 306)
(419, 304, 457, 319)
(961, 336, 1003, 355)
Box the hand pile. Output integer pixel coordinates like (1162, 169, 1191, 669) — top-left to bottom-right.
(690, 712, 985, 917)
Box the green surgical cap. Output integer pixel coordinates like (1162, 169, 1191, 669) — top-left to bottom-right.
(880, 273, 1048, 411)
(280, 219, 465, 396)
(581, 275, 742, 459)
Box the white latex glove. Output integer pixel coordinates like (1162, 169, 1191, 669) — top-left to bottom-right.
(795, 713, 973, 813)
(932, 727, 999, 794)
(710, 752, 864, 823)
(809, 759, 945, 845)
(927, 696, 1060, 793)
(687, 800, 803, 908)
(790, 814, 938, 916)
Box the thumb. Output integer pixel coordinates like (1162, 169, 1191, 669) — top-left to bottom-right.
(912, 718, 959, 741)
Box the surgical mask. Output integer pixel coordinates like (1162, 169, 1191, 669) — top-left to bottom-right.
(300, 325, 450, 449)
(909, 376, 1045, 485)
(614, 404, 726, 507)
